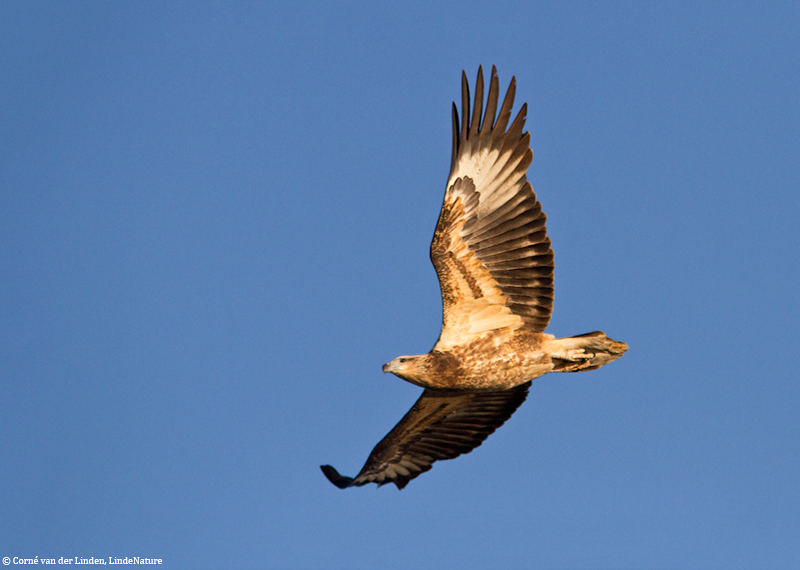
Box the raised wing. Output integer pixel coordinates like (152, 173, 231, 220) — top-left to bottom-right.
(431, 66, 554, 348)
(320, 381, 531, 490)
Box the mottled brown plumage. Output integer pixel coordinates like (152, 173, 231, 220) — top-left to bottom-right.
(321, 66, 627, 490)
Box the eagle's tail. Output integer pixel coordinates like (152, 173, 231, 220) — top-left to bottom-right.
(549, 331, 628, 373)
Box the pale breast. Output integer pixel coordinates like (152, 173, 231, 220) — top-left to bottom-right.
(429, 329, 553, 390)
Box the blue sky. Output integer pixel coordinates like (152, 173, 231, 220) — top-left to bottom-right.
(2, 2, 799, 568)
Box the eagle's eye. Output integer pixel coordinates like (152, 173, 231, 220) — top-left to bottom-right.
(399, 358, 408, 363)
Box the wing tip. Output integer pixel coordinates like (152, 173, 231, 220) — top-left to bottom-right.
(393, 477, 410, 490)
(320, 464, 355, 489)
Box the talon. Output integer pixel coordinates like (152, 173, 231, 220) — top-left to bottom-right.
(551, 349, 590, 361)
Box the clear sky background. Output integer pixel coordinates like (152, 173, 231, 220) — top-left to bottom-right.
(2, 2, 799, 569)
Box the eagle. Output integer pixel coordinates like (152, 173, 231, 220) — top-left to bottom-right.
(321, 66, 627, 490)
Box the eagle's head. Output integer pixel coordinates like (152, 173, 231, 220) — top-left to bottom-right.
(383, 351, 460, 389)
(382, 355, 428, 385)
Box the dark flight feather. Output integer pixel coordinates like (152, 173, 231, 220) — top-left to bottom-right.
(320, 381, 531, 489)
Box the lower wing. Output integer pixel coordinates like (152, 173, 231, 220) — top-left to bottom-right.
(321, 381, 531, 489)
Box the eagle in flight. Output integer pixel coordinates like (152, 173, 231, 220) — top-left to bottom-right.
(321, 66, 627, 490)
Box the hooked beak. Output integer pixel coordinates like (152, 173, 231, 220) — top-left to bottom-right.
(382, 362, 391, 373)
